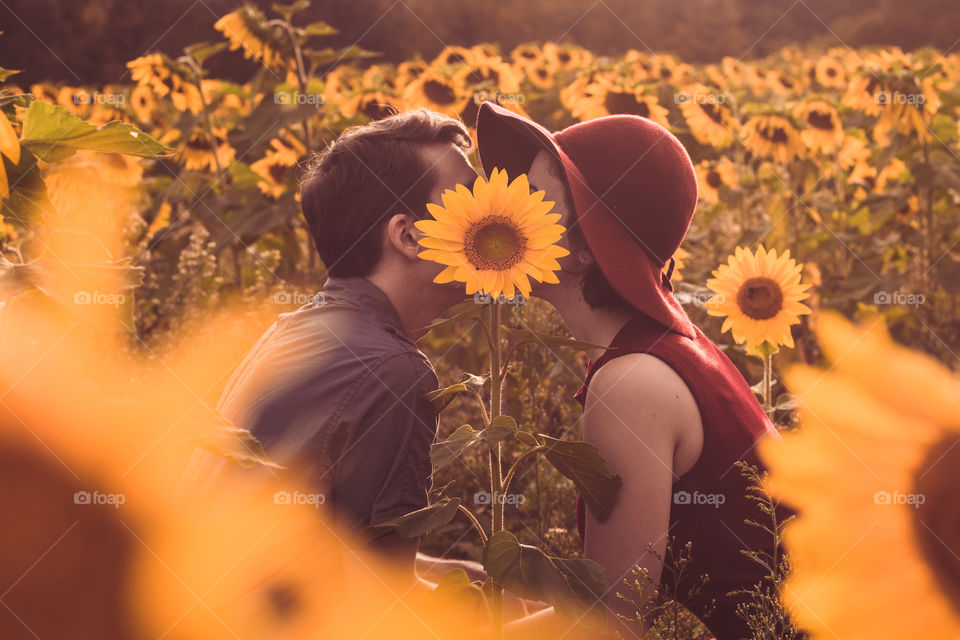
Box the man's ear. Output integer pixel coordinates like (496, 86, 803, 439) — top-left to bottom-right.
(383, 212, 422, 261)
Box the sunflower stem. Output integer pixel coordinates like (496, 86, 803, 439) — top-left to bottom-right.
(487, 301, 504, 640)
(762, 351, 774, 420)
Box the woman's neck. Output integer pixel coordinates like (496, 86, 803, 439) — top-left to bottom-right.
(539, 280, 634, 362)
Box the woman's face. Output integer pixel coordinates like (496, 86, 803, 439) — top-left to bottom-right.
(527, 150, 574, 231)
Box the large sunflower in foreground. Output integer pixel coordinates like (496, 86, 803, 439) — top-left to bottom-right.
(706, 245, 811, 349)
(415, 168, 568, 299)
(761, 313, 960, 640)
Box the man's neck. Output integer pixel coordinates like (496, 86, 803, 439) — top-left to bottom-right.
(364, 272, 460, 341)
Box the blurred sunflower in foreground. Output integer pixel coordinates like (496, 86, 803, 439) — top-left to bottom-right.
(706, 245, 812, 350)
(415, 168, 568, 299)
(762, 313, 960, 640)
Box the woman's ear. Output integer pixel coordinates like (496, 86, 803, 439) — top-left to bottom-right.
(383, 212, 421, 261)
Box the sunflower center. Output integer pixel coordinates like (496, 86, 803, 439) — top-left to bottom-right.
(736, 277, 784, 319)
(759, 123, 790, 144)
(706, 170, 724, 189)
(807, 111, 836, 130)
(605, 91, 650, 117)
(423, 80, 457, 105)
(700, 102, 725, 125)
(912, 433, 960, 612)
(464, 216, 526, 271)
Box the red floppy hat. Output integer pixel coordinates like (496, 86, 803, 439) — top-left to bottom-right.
(475, 101, 697, 338)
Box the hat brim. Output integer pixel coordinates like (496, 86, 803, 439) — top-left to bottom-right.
(476, 101, 694, 338)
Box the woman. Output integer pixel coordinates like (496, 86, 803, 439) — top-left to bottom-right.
(475, 101, 791, 640)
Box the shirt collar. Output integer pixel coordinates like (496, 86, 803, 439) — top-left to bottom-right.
(322, 276, 408, 337)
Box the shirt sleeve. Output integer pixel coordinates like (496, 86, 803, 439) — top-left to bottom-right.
(331, 351, 439, 529)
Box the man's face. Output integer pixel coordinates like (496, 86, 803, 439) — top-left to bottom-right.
(413, 142, 478, 298)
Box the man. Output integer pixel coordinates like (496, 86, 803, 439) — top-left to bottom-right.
(182, 109, 481, 583)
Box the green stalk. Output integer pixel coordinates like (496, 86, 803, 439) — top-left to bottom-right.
(762, 351, 774, 420)
(487, 301, 504, 640)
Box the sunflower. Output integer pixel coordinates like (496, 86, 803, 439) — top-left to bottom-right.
(706, 245, 812, 350)
(542, 43, 592, 71)
(761, 312, 960, 640)
(793, 100, 843, 154)
(695, 157, 737, 205)
(742, 114, 805, 164)
(510, 43, 542, 70)
(361, 65, 399, 91)
(250, 154, 291, 198)
(130, 85, 157, 122)
(454, 57, 521, 94)
(679, 84, 738, 148)
(842, 74, 886, 116)
(871, 78, 941, 146)
(179, 127, 235, 172)
(524, 61, 558, 90)
(663, 246, 689, 281)
(341, 90, 404, 121)
(812, 56, 846, 88)
(571, 78, 670, 127)
(0, 113, 21, 209)
(215, 7, 286, 70)
(822, 134, 871, 179)
(396, 59, 429, 88)
(766, 70, 802, 96)
(415, 168, 569, 299)
(402, 70, 468, 115)
(432, 45, 477, 68)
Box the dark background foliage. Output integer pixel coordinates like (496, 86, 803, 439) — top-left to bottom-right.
(4, 0, 960, 85)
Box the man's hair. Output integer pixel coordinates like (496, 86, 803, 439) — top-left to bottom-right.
(299, 109, 472, 278)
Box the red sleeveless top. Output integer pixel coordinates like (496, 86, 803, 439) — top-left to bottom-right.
(574, 314, 790, 640)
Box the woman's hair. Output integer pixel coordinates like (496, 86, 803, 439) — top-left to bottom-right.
(540, 152, 635, 312)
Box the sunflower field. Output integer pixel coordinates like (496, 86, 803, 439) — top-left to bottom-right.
(1, 1, 959, 639)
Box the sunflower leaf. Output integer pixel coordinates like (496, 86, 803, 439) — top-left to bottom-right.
(359, 498, 462, 544)
(20, 101, 168, 162)
(430, 424, 480, 471)
(539, 435, 622, 521)
(482, 530, 607, 619)
(425, 383, 469, 414)
(506, 328, 605, 352)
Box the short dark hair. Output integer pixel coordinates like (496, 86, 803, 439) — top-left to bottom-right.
(299, 109, 472, 278)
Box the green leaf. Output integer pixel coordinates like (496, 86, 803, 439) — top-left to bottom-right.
(0, 146, 53, 222)
(301, 21, 337, 37)
(482, 415, 518, 444)
(430, 424, 479, 471)
(0, 67, 21, 82)
(514, 431, 541, 447)
(540, 435, 622, 521)
(418, 302, 480, 335)
(272, 0, 310, 20)
(507, 328, 605, 351)
(20, 101, 168, 162)
(184, 41, 228, 64)
(193, 425, 284, 469)
(361, 498, 462, 543)
(425, 382, 468, 414)
(482, 531, 607, 619)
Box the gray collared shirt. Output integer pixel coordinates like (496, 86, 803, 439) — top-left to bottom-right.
(184, 277, 439, 530)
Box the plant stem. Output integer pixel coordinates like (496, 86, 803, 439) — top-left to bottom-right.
(457, 504, 488, 545)
(762, 352, 774, 420)
(487, 302, 504, 640)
